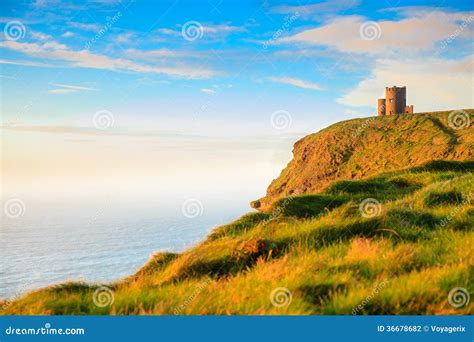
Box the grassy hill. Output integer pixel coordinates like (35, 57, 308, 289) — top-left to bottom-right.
(252, 110, 473, 210)
(2, 110, 473, 315)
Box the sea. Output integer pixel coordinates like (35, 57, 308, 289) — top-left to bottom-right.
(0, 195, 250, 299)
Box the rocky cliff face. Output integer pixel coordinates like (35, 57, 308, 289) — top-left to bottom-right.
(252, 110, 473, 211)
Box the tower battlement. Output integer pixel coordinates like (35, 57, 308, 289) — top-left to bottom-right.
(377, 86, 413, 116)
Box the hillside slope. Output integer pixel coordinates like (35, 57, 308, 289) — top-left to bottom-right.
(2, 110, 473, 315)
(252, 110, 473, 211)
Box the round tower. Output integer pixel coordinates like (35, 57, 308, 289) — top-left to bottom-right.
(377, 98, 386, 116)
(385, 86, 406, 115)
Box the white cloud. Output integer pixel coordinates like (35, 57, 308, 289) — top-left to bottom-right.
(114, 32, 134, 44)
(51, 83, 99, 91)
(157, 23, 246, 39)
(70, 22, 101, 31)
(0, 40, 217, 79)
(273, 0, 360, 15)
(337, 55, 474, 111)
(280, 11, 474, 54)
(0, 58, 54, 68)
(32, 0, 60, 8)
(48, 88, 78, 94)
(201, 88, 216, 94)
(201, 24, 246, 35)
(30, 31, 52, 40)
(126, 48, 204, 60)
(269, 76, 323, 90)
(48, 83, 98, 94)
(61, 31, 74, 38)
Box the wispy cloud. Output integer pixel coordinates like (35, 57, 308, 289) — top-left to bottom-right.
(61, 31, 74, 38)
(48, 83, 99, 94)
(47, 88, 78, 94)
(157, 23, 246, 40)
(0, 40, 218, 79)
(70, 22, 101, 31)
(30, 31, 52, 40)
(269, 76, 323, 90)
(126, 48, 206, 60)
(52, 83, 98, 91)
(32, 0, 61, 8)
(272, 0, 360, 16)
(113, 32, 134, 44)
(0, 58, 55, 68)
(280, 11, 474, 54)
(200, 88, 216, 94)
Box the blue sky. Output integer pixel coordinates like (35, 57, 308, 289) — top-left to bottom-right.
(1, 0, 472, 134)
(0, 0, 473, 199)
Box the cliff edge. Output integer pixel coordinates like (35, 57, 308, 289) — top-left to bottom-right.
(252, 110, 473, 211)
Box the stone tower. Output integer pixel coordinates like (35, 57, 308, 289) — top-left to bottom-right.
(377, 86, 413, 116)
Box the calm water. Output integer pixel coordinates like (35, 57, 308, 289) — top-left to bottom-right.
(0, 195, 249, 299)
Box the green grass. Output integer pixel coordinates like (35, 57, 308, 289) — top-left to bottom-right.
(3, 161, 473, 315)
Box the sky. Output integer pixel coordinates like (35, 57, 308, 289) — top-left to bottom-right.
(0, 0, 473, 200)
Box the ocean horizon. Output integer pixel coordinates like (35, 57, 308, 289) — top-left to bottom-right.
(0, 194, 251, 299)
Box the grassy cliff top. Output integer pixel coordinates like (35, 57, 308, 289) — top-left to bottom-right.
(2, 110, 473, 315)
(252, 110, 474, 211)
